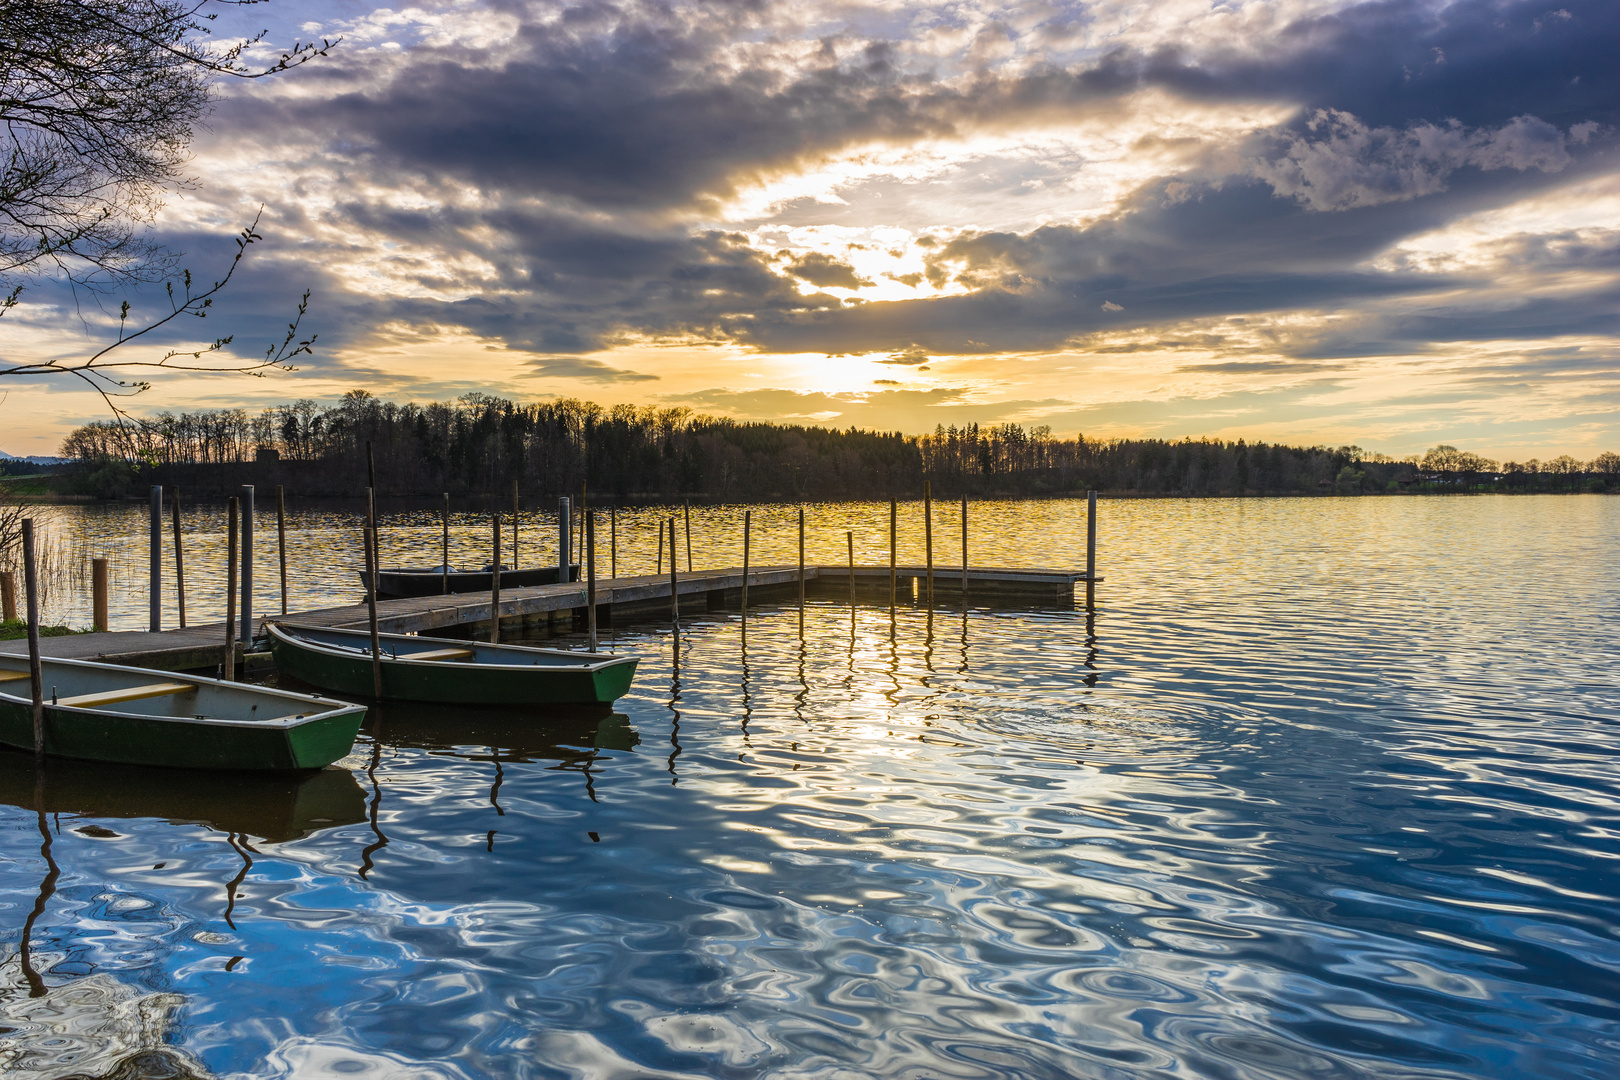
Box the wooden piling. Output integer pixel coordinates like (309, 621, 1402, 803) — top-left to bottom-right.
(924, 480, 934, 606)
(610, 506, 618, 578)
(148, 485, 162, 631)
(441, 493, 451, 596)
(275, 485, 288, 616)
(0, 570, 15, 622)
(1086, 489, 1098, 611)
(172, 490, 187, 628)
(656, 513, 663, 576)
(586, 509, 598, 652)
(21, 519, 44, 760)
(668, 518, 679, 628)
(91, 558, 108, 632)
(797, 505, 805, 631)
(558, 497, 571, 583)
(490, 508, 502, 647)
(741, 510, 751, 629)
(224, 498, 238, 682)
(889, 498, 897, 623)
(846, 530, 855, 611)
(239, 484, 254, 644)
(367, 488, 383, 695)
(961, 497, 968, 598)
(684, 502, 693, 572)
(512, 480, 520, 569)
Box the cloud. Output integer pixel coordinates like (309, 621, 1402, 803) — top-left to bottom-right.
(785, 252, 874, 289)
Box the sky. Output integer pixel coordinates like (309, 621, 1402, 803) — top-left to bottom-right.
(3, 0, 1618, 459)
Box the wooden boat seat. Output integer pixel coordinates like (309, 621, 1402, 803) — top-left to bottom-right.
(0, 670, 30, 683)
(405, 647, 476, 662)
(58, 682, 195, 708)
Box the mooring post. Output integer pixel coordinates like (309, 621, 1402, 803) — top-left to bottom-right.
(579, 484, 587, 572)
(924, 480, 934, 606)
(846, 529, 855, 611)
(275, 485, 288, 616)
(91, 557, 108, 632)
(0, 570, 15, 622)
(668, 518, 679, 629)
(366, 488, 384, 694)
(148, 485, 162, 631)
(798, 505, 806, 633)
(239, 484, 254, 644)
(224, 498, 238, 682)
(558, 497, 571, 583)
(21, 519, 44, 760)
(889, 498, 897, 626)
(610, 505, 618, 578)
(684, 502, 693, 572)
(961, 496, 968, 600)
(442, 493, 451, 596)
(741, 509, 751, 630)
(172, 490, 188, 628)
(1086, 489, 1098, 611)
(656, 512, 663, 576)
(490, 509, 502, 647)
(513, 480, 522, 569)
(586, 509, 598, 652)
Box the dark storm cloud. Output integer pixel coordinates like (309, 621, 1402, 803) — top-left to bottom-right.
(196, 0, 1620, 368)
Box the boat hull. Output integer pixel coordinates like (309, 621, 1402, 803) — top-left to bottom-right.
(361, 565, 578, 599)
(269, 626, 637, 706)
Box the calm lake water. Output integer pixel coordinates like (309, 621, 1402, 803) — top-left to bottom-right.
(3, 495, 1619, 1079)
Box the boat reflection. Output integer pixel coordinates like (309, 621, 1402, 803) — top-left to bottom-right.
(369, 701, 639, 761)
(0, 750, 367, 843)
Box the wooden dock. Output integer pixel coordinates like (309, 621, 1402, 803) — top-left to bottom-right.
(0, 564, 1095, 672)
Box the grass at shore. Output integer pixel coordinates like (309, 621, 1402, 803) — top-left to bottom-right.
(0, 619, 89, 640)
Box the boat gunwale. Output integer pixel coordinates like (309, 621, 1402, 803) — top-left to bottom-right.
(0, 655, 365, 729)
(269, 622, 637, 675)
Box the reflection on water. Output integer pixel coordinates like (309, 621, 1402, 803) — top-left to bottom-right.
(2, 496, 1619, 1079)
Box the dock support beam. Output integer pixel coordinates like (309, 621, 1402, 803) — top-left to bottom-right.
(1086, 490, 1097, 611)
(558, 497, 571, 582)
(148, 485, 162, 631)
(240, 484, 254, 643)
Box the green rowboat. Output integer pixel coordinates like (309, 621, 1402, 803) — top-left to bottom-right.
(0, 656, 366, 771)
(267, 623, 639, 705)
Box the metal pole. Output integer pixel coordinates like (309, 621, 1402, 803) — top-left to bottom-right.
(275, 485, 288, 616)
(961, 497, 968, 599)
(442, 493, 451, 595)
(684, 502, 693, 572)
(148, 485, 162, 631)
(172, 490, 187, 628)
(889, 498, 897, 625)
(558, 497, 572, 583)
(741, 510, 750, 629)
(1087, 489, 1098, 611)
(239, 484, 254, 643)
(21, 519, 44, 760)
(224, 499, 238, 682)
(91, 558, 108, 632)
(924, 480, 934, 606)
(367, 488, 382, 696)
(586, 509, 598, 652)
(512, 480, 520, 569)
(491, 509, 502, 647)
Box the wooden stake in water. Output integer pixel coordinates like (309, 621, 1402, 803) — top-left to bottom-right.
(1086, 489, 1098, 611)
(961, 497, 968, 599)
(91, 558, 108, 632)
(558, 497, 572, 583)
(441, 493, 451, 596)
(224, 498, 238, 682)
(889, 498, 897, 625)
(656, 513, 663, 576)
(276, 485, 288, 616)
(684, 502, 693, 572)
(148, 485, 162, 631)
(846, 529, 855, 611)
(610, 506, 618, 578)
(741, 510, 751, 630)
(172, 490, 188, 628)
(239, 484, 254, 644)
(668, 518, 679, 628)
(490, 509, 502, 647)
(924, 480, 934, 606)
(586, 509, 598, 652)
(21, 519, 44, 760)
(512, 480, 520, 569)
(0, 570, 15, 623)
(797, 505, 806, 633)
(367, 488, 383, 696)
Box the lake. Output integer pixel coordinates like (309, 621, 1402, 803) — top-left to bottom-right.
(3, 495, 1618, 1079)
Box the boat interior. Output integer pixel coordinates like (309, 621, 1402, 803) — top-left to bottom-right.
(0, 657, 350, 723)
(276, 624, 631, 670)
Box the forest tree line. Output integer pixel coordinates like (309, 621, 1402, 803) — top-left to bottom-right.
(51, 391, 1620, 500)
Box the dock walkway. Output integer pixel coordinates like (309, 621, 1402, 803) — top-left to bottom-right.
(0, 564, 1094, 671)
